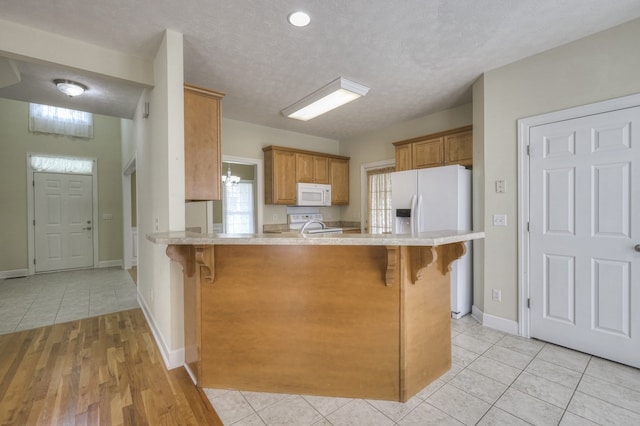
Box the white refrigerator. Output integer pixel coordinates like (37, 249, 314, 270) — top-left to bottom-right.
(391, 165, 472, 319)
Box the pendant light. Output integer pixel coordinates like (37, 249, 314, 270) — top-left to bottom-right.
(222, 163, 240, 186)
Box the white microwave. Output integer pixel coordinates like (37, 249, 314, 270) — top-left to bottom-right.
(296, 183, 332, 206)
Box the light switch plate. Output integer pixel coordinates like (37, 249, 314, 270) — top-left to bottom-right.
(493, 214, 507, 227)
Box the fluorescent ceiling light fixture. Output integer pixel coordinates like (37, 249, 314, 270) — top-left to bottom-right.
(54, 79, 87, 97)
(288, 11, 310, 27)
(282, 77, 370, 121)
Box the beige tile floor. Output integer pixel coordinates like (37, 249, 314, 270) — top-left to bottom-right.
(204, 315, 640, 425)
(0, 267, 138, 335)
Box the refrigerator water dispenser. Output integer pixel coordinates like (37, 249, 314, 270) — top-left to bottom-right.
(395, 209, 412, 234)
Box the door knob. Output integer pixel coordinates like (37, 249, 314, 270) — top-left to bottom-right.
(635, 244, 640, 252)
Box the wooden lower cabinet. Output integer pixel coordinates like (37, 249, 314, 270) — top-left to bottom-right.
(168, 242, 467, 402)
(394, 125, 472, 171)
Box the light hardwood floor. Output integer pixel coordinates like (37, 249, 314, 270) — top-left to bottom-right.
(0, 308, 222, 425)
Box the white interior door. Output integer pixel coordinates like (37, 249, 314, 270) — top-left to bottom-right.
(34, 172, 94, 272)
(529, 106, 640, 368)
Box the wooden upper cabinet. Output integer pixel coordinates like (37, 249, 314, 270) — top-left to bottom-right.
(444, 129, 472, 167)
(264, 148, 297, 205)
(329, 158, 349, 205)
(295, 154, 329, 184)
(393, 125, 472, 171)
(395, 144, 412, 172)
(263, 146, 350, 205)
(412, 137, 443, 169)
(184, 84, 225, 201)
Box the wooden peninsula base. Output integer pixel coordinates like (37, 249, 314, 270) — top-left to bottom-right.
(166, 242, 467, 402)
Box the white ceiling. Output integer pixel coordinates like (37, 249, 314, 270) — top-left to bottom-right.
(1, 0, 640, 140)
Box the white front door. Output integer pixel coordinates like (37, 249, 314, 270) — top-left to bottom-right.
(34, 172, 94, 272)
(529, 106, 640, 368)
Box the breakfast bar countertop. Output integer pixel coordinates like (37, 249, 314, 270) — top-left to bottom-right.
(147, 229, 484, 247)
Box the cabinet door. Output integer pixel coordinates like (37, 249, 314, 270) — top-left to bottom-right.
(272, 150, 297, 204)
(313, 156, 329, 184)
(395, 145, 412, 171)
(296, 153, 314, 183)
(412, 138, 443, 169)
(444, 130, 472, 166)
(184, 86, 223, 200)
(329, 159, 349, 205)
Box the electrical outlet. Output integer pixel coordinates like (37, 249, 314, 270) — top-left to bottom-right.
(492, 289, 502, 302)
(272, 214, 278, 222)
(493, 214, 507, 227)
(495, 180, 506, 193)
(154, 217, 159, 231)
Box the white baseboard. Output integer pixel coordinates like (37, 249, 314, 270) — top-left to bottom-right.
(472, 305, 519, 336)
(471, 305, 484, 324)
(98, 260, 123, 268)
(0, 269, 29, 279)
(138, 292, 185, 370)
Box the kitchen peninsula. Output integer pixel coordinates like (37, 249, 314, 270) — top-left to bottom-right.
(148, 230, 483, 402)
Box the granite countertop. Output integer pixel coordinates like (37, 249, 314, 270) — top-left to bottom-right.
(147, 230, 484, 247)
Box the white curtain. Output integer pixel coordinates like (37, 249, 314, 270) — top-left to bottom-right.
(223, 181, 256, 233)
(30, 155, 94, 174)
(367, 167, 395, 234)
(29, 103, 94, 138)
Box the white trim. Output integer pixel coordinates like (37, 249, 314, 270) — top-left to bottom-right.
(222, 155, 264, 234)
(27, 153, 99, 275)
(122, 157, 136, 270)
(138, 291, 185, 370)
(98, 260, 123, 268)
(184, 364, 198, 385)
(360, 159, 395, 233)
(517, 92, 640, 339)
(472, 305, 518, 335)
(471, 304, 483, 324)
(0, 269, 29, 279)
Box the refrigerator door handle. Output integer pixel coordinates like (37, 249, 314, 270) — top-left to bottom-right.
(416, 194, 423, 233)
(409, 194, 417, 234)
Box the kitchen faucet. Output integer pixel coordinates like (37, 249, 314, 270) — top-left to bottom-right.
(299, 219, 327, 234)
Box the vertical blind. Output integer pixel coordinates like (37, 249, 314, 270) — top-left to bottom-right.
(367, 166, 395, 234)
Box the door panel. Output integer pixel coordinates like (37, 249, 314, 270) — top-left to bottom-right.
(529, 106, 639, 368)
(35, 172, 93, 272)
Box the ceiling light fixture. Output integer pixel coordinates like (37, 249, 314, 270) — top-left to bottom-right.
(288, 11, 310, 27)
(222, 163, 240, 186)
(281, 77, 370, 121)
(54, 79, 87, 97)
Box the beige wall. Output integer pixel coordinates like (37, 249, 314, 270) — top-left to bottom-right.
(340, 103, 473, 222)
(475, 18, 640, 322)
(0, 98, 123, 271)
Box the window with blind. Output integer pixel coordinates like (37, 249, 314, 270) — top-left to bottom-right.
(223, 182, 256, 233)
(367, 166, 395, 234)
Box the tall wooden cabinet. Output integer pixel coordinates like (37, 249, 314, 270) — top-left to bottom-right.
(393, 125, 472, 171)
(184, 84, 224, 201)
(263, 146, 350, 205)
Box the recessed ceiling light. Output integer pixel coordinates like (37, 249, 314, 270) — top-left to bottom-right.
(288, 11, 310, 27)
(54, 79, 87, 97)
